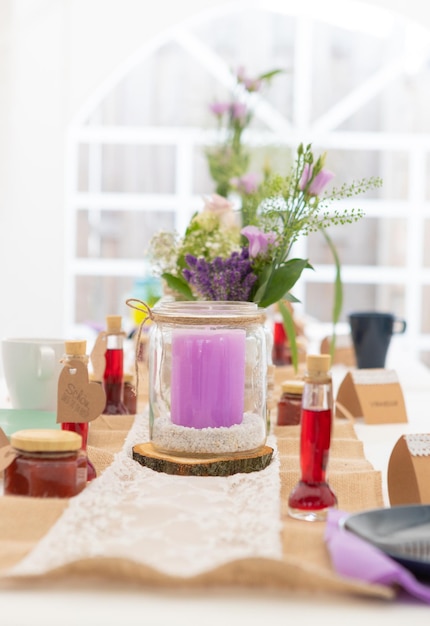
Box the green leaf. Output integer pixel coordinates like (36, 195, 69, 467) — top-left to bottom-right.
(258, 258, 312, 308)
(161, 273, 195, 300)
(282, 292, 301, 303)
(320, 228, 343, 359)
(278, 299, 299, 373)
(252, 265, 273, 303)
(257, 69, 284, 81)
(180, 212, 200, 241)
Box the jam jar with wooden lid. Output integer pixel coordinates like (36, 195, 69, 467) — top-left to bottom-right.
(123, 372, 137, 414)
(277, 380, 305, 426)
(4, 429, 87, 498)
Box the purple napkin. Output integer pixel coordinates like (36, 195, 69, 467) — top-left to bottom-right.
(324, 509, 430, 604)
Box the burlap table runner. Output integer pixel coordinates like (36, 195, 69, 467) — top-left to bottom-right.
(0, 410, 391, 600)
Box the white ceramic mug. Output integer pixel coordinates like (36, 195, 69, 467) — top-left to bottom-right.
(1, 338, 65, 410)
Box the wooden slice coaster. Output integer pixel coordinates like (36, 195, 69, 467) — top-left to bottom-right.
(132, 442, 274, 476)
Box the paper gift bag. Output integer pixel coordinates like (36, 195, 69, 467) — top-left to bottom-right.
(335, 369, 408, 424)
(388, 434, 430, 505)
(321, 334, 356, 367)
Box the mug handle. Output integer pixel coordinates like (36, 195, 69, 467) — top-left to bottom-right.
(37, 346, 56, 379)
(393, 319, 407, 334)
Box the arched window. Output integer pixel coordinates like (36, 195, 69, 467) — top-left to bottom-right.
(65, 0, 430, 363)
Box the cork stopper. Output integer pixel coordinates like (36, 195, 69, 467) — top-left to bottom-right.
(281, 380, 305, 396)
(106, 315, 122, 334)
(305, 354, 331, 382)
(10, 429, 82, 452)
(64, 340, 87, 356)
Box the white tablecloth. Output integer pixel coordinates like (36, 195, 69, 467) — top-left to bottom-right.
(1, 341, 430, 624)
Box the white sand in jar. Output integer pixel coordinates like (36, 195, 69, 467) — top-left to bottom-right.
(151, 412, 265, 455)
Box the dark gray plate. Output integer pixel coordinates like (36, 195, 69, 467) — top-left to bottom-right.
(344, 505, 430, 579)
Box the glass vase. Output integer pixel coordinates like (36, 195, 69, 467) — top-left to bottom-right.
(148, 300, 268, 458)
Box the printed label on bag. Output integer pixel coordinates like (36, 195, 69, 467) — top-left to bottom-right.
(335, 369, 407, 424)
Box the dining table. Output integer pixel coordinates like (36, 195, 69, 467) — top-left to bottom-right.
(0, 332, 429, 626)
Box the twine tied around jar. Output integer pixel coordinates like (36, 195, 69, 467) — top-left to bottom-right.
(127, 298, 266, 329)
(126, 298, 155, 402)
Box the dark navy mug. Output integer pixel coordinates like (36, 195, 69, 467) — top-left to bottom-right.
(348, 312, 407, 369)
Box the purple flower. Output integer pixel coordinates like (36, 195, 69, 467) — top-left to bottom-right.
(209, 102, 230, 117)
(299, 163, 334, 196)
(241, 225, 277, 257)
(244, 78, 262, 92)
(236, 66, 262, 92)
(236, 66, 247, 82)
(231, 102, 247, 121)
(230, 172, 260, 195)
(183, 249, 257, 301)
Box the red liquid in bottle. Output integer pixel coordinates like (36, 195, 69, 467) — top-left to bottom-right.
(288, 407, 337, 520)
(300, 407, 332, 482)
(60, 342, 97, 481)
(288, 354, 337, 521)
(103, 348, 128, 415)
(272, 322, 291, 366)
(62, 421, 96, 481)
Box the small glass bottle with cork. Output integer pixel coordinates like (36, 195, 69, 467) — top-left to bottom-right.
(288, 353, 337, 521)
(103, 315, 129, 415)
(60, 339, 97, 481)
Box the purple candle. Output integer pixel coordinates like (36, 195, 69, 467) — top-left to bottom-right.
(170, 328, 246, 429)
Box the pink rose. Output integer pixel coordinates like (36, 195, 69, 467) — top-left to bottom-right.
(202, 194, 234, 215)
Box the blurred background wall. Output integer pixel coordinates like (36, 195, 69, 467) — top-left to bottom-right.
(0, 0, 428, 351)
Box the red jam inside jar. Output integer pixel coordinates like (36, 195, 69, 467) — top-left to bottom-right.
(277, 380, 304, 426)
(4, 429, 87, 498)
(123, 373, 137, 414)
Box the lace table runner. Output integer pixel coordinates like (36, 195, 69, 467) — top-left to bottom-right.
(6, 412, 283, 579)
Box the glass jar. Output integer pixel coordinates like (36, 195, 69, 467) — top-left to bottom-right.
(4, 429, 87, 498)
(149, 301, 267, 457)
(277, 380, 305, 426)
(123, 372, 137, 414)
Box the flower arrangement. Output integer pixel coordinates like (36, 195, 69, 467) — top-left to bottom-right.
(148, 67, 383, 366)
(150, 144, 380, 311)
(205, 66, 283, 197)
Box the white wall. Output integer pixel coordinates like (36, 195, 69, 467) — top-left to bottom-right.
(0, 0, 428, 343)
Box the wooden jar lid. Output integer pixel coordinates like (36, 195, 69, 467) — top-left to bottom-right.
(10, 429, 82, 452)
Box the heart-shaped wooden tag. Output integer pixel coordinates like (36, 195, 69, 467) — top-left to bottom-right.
(0, 428, 17, 471)
(57, 360, 106, 423)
